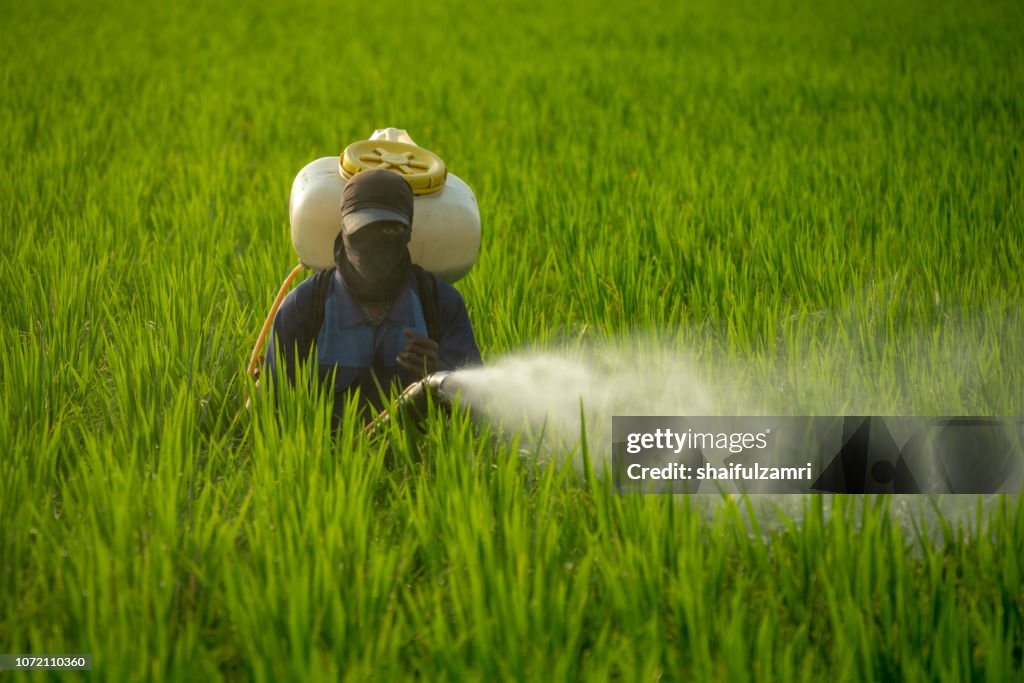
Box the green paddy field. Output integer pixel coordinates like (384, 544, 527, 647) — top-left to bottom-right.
(1, 0, 1022, 679)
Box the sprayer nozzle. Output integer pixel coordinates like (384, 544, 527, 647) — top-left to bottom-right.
(364, 371, 459, 437)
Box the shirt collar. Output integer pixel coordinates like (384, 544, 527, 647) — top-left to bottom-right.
(331, 270, 417, 330)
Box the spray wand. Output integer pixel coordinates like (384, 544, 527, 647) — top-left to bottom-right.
(364, 371, 463, 437)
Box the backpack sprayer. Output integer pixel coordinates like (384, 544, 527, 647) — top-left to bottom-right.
(247, 128, 481, 421)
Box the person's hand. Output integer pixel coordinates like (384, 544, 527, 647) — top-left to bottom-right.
(398, 328, 439, 376)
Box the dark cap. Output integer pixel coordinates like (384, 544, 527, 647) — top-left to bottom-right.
(341, 168, 414, 235)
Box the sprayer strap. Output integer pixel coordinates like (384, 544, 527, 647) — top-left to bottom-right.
(303, 268, 335, 357)
(413, 265, 442, 343)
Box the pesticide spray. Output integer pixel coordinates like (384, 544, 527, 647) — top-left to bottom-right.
(367, 336, 1016, 545)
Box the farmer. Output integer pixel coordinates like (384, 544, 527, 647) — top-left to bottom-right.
(263, 168, 481, 425)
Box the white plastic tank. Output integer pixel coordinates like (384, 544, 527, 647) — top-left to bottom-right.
(288, 128, 481, 282)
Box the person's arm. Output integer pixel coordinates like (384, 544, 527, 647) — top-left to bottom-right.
(434, 283, 482, 370)
(396, 280, 481, 376)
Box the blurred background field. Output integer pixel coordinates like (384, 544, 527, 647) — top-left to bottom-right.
(1, 0, 1022, 680)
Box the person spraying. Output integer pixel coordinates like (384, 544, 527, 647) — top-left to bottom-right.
(262, 168, 481, 427)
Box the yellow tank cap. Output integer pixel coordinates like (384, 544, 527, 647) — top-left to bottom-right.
(340, 140, 447, 195)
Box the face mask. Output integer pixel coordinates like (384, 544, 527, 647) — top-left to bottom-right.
(335, 221, 412, 303)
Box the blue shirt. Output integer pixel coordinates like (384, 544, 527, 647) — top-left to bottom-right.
(264, 269, 481, 423)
